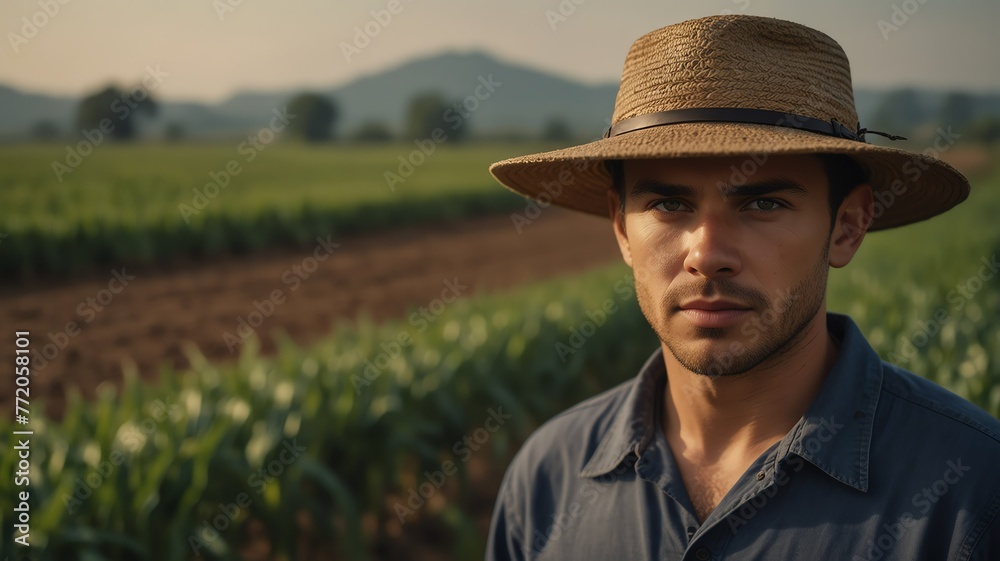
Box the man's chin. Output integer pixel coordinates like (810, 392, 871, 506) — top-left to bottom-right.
(689, 325, 737, 340)
(666, 344, 760, 377)
(662, 329, 762, 376)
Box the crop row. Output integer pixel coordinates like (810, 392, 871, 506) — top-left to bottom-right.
(0, 144, 535, 278)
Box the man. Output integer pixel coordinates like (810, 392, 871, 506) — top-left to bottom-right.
(484, 14, 1000, 561)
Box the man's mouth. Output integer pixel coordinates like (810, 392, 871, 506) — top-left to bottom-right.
(678, 299, 752, 328)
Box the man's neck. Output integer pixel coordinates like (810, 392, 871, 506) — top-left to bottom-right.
(660, 310, 840, 464)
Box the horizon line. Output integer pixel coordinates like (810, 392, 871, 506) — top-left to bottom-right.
(3, 46, 999, 105)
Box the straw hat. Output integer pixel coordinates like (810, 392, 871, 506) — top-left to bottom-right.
(489, 15, 970, 230)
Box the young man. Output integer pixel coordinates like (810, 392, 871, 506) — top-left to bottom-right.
(485, 14, 1000, 561)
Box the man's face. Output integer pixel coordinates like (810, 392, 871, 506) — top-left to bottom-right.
(609, 154, 865, 377)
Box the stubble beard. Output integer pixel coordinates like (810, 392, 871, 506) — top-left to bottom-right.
(635, 240, 830, 378)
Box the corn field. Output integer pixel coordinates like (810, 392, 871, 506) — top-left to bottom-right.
(1, 157, 998, 560)
(0, 144, 532, 278)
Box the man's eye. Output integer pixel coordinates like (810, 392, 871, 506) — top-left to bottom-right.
(747, 199, 785, 212)
(653, 200, 687, 212)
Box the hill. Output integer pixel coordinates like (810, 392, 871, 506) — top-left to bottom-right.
(2, 50, 998, 141)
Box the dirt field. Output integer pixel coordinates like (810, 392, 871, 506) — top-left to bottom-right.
(0, 207, 621, 419)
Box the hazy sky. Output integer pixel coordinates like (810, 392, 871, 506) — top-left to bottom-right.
(2, 0, 997, 103)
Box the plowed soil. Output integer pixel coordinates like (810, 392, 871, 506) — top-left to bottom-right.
(0, 207, 621, 419)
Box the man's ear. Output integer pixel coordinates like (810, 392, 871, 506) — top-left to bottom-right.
(829, 183, 874, 268)
(607, 189, 633, 267)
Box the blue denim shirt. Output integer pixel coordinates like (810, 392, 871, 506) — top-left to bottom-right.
(486, 313, 1000, 560)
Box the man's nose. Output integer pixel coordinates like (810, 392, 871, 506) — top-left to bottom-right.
(682, 214, 743, 278)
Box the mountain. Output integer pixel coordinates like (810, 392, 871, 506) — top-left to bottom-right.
(0, 51, 619, 140)
(327, 50, 618, 137)
(209, 50, 619, 138)
(0, 85, 77, 137)
(1, 51, 998, 141)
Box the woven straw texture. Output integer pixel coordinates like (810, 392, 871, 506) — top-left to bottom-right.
(489, 14, 970, 231)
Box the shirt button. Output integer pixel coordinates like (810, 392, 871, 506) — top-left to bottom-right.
(695, 547, 711, 560)
(756, 470, 766, 481)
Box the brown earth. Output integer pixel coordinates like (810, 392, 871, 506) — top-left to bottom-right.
(0, 206, 622, 419)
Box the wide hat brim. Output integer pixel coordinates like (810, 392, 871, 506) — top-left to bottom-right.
(489, 122, 970, 231)
(490, 13, 971, 231)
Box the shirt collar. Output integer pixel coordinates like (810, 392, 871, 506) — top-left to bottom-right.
(579, 312, 882, 493)
(578, 347, 665, 478)
(775, 312, 882, 492)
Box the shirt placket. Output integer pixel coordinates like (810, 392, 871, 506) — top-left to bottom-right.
(635, 437, 710, 559)
(681, 448, 783, 560)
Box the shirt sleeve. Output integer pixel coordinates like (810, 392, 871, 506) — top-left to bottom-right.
(966, 491, 1000, 561)
(485, 464, 527, 561)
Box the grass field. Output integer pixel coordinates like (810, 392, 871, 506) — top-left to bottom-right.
(828, 158, 1000, 406)
(0, 142, 547, 277)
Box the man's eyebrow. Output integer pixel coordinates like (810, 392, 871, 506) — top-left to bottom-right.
(627, 177, 809, 200)
(719, 177, 809, 199)
(627, 180, 695, 201)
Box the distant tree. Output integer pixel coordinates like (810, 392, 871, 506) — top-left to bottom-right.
(869, 88, 925, 140)
(405, 91, 466, 142)
(76, 84, 158, 141)
(937, 91, 977, 131)
(164, 122, 185, 142)
(968, 115, 1000, 145)
(31, 120, 59, 142)
(541, 118, 573, 143)
(351, 120, 393, 143)
(286, 93, 338, 142)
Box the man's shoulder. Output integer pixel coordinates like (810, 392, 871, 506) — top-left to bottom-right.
(878, 359, 1000, 449)
(505, 375, 637, 480)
